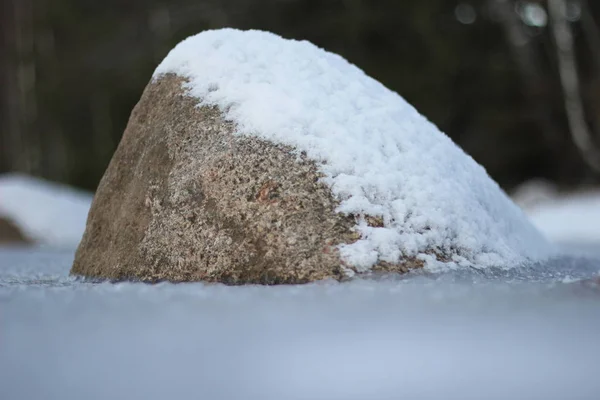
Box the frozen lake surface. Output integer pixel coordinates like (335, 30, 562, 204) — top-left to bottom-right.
(1, 246, 600, 400)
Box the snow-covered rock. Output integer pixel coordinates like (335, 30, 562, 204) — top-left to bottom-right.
(0, 174, 92, 248)
(0, 216, 30, 244)
(512, 179, 558, 210)
(73, 29, 553, 284)
(155, 29, 555, 269)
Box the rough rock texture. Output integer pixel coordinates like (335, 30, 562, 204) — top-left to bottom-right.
(71, 75, 421, 284)
(0, 216, 31, 244)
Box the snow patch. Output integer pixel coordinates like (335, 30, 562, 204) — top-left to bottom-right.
(518, 185, 600, 246)
(154, 28, 553, 271)
(0, 174, 92, 248)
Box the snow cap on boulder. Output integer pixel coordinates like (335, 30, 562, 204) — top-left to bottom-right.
(72, 29, 552, 284)
(154, 28, 551, 271)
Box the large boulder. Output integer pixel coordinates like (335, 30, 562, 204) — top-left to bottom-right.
(71, 29, 553, 284)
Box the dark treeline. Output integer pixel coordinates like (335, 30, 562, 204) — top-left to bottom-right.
(1, 0, 600, 191)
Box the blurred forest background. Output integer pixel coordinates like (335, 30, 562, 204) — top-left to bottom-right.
(2, 0, 600, 192)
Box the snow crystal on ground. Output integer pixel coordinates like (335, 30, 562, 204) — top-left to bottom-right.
(0, 174, 92, 248)
(1, 247, 600, 400)
(154, 28, 553, 272)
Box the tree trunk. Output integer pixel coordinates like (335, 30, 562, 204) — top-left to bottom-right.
(549, 0, 600, 173)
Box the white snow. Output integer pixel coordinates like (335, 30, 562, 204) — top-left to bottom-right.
(0, 173, 92, 248)
(154, 28, 553, 272)
(515, 183, 600, 246)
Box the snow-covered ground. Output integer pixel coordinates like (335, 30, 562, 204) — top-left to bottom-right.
(513, 180, 600, 252)
(1, 247, 599, 400)
(0, 173, 92, 248)
(527, 192, 600, 249)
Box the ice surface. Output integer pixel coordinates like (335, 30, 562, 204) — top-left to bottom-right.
(1, 247, 599, 400)
(154, 29, 553, 272)
(0, 174, 92, 248)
